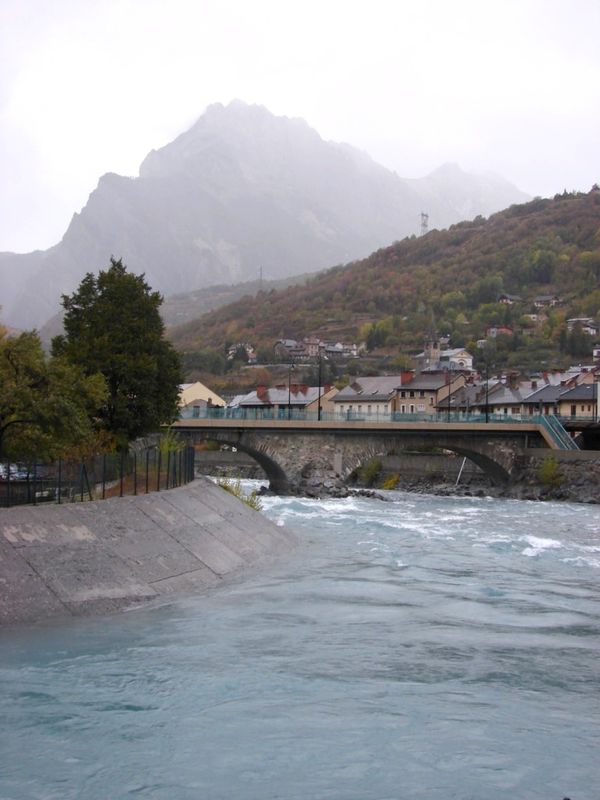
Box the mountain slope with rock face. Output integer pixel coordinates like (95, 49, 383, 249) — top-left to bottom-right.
(0, 100, 529, 330)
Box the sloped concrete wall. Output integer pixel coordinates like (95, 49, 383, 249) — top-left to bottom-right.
(0, 478, 296, 627)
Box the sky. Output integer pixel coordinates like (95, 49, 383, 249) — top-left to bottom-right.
(1, 0, 599, 253)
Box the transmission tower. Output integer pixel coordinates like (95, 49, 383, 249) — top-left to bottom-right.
(420, 212, 429, 236)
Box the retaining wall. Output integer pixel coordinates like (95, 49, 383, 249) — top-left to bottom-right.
(0, 478, 296, 627)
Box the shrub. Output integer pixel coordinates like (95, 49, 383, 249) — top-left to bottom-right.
(359, 457, 383, 487)
(537, 456, 564, 487)
(382, 473, 400, 490)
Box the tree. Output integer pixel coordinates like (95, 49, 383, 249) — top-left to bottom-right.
(0, 330, 106, 460)
(53, 258, 183, 449)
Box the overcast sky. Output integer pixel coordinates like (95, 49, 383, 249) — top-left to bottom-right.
(1, 0, 599, 253)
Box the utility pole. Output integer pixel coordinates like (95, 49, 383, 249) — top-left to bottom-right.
(420, 212, 429, 237)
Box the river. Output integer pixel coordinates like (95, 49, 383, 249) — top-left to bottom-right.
(1, 487, 599, 800)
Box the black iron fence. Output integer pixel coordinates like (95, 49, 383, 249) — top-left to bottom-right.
(0, 446, 196, 509)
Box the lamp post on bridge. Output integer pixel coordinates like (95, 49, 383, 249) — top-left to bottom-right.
(484, 361, 491, 423)
(316, 354, 328, 421)
(287, 361, 295, 421)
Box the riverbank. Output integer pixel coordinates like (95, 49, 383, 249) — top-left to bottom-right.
(195, 448, 600, 504)
(0, 478, 297, 628)
(353, 450, 600, 504)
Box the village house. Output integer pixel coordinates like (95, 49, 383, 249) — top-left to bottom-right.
(556, 384, 598, 419)
(274, 337, 359, 362)
(566, 318, 600, 337)
(534, 294, 562, 308)
(333, 375, 411, 419)
(498, 293, 522, 305)
(397, 372, 467, 415)
(274, 339, 307, 360)
(179, 381, 226, 418)
(230, 384, 338, 418)
(521, 384, 565, 416)
(485, 325, 513, 338)
(414, 334, 474, 372)
(227, 342, 257, 363)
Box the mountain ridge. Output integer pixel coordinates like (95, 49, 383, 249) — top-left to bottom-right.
(0, 100, 529, 329)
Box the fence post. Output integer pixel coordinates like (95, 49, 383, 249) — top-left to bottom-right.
(82, 463, 92, 501)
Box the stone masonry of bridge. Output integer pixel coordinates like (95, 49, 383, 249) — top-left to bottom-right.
(179, 423, 549, 495)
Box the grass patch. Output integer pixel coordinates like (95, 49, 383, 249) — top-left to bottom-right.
(216, 477, 263, 511)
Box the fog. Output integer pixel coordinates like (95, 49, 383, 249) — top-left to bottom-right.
(1, 0, 599, 253)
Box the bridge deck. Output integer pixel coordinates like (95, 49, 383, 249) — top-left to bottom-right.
(172, 417, 558, 449)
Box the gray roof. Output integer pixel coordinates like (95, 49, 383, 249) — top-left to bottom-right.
(485, 384, 528, 405)
(558, 384, 597, 402)
(238, 386, 324, 407)
(334, 375, 403, 402)
(404, 374, 459, 391)
(522, 385, 565, 404)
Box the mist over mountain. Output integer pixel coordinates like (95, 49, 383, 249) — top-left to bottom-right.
(0, 100, 529, 330)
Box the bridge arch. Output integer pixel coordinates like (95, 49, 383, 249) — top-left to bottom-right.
(184, 430, 291, 494)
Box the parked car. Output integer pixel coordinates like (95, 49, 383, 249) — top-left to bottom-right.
(0, 463, 30, 480)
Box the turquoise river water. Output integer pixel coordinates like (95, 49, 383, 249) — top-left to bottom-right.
(1, 486, 599, 800)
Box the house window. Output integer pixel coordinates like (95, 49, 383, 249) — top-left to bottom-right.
(419, 390, 425, 398)
(368, 405, 372, 414)
(417, 403, 425, 412)
(410, 404, 415, 413)
(400, 390, 406, 398)
(571, 405, 576, 416)
(429, 397, 434, 405)
(192, 405, 200, 418)
(409, 391, 415, 398)
(358, 405, 362, 413)
(401, 404, 406, 413)
(384, 404, 388, 413)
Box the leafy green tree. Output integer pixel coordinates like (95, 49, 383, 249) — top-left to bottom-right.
(0, 330, 106, 460)
(53, 258, 183, 449)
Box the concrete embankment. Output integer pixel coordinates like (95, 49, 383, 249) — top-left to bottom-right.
(0, 478, 296, 627)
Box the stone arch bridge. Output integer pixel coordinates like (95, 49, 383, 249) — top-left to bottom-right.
(172, 418, 558, 494)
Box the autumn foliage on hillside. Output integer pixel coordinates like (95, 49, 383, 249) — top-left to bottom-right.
(169, 190, 600, 373)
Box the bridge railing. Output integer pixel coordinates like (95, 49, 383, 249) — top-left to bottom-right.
(538, 415, 580, 449)
(180, 406, 560, 427)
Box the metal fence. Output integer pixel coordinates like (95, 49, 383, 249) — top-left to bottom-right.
(0, 446, 196, 509)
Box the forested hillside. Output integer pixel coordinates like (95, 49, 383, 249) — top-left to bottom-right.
(169, 189, 600, 376)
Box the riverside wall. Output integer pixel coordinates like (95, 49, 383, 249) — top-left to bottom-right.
(0, 478, 296, 628)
